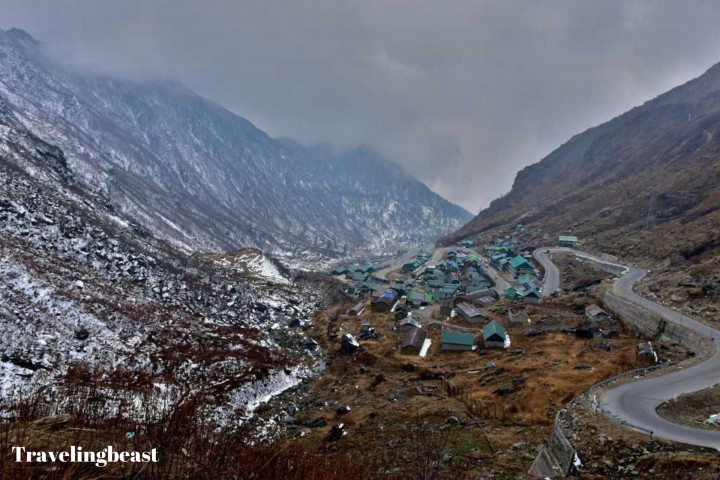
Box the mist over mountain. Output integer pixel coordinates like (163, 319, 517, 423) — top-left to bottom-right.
(0, 28, 470, 257)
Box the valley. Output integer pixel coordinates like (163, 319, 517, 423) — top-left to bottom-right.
(2, 11, 720, 479)
(262, 226, 719, 478)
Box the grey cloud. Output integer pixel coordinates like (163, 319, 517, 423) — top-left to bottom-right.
(2, 0, 720, 211)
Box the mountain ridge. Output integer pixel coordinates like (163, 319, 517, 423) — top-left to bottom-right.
(443, 59, 720, 252)
(0, 27, 471, 256)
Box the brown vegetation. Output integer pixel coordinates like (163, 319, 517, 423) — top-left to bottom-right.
(280, 296, 649, 477)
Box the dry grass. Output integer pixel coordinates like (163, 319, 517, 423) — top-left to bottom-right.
(657, 383, 720, 431)
(0, 387, 386, 480)
(290, 298, 646, 476)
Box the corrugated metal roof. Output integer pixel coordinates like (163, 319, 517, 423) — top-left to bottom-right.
(483, 321, 507, 340)
(402, 328, 427, 350)
(456, 302, 484, 319)
(440, 330, 475, 346)
(558, 235, 579, 242)
(509, 256, 532, 269)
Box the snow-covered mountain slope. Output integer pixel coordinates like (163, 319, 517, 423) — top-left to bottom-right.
(0, 94, 331, 431)
(0, 28, 471, 256)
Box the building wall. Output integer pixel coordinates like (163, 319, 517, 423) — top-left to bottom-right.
(372, 301, 394, 313)
(440, 343, 473, 351)
(401, 345, 421, 355)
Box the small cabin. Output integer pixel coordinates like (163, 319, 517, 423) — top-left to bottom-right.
(455, 302, 485, 323)
(347, 302, 365, 316)
(585, 304, 611, 322)
(401, 328, 427, 355)
(558, 235, 579, 248)
(508, 310, 531, 324)
(440, 330, 476, 351)
(371, 290, 399, 313)
(398, 316, 421, 333)
(483, 321, 510, 349)
(509, 256, 534, 274)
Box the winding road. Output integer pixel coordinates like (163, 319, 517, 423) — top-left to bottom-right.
(476, 254, 511, 295)
(533, 247, 720, 452)
(374, 243, 434, 280)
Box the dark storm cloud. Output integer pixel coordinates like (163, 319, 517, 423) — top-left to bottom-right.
(2, 1, 720, 211)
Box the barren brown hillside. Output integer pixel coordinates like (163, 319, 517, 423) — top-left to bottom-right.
(442, 62, 720, 307)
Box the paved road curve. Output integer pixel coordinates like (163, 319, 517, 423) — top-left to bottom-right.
(532, 248, 561, 294)
(476, 254, 511, 295)
(374, 243, 433, 280)
(534, 248, 720, 452)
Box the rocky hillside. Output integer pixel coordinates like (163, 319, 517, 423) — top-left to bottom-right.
(0, 91, 335, 435)
(0, 28, 470, 256)
(445, 61, 720, 263)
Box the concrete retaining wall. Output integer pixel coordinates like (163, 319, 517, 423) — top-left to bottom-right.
(528, 255, 710, 477)
(529, 290, 705, 478)
(603, 292, 707, 353)
(528, 412, 577, 478)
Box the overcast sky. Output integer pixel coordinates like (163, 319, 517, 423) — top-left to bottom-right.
(2, 1, 720, 212)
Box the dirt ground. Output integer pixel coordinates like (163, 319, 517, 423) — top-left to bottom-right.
(559, 395, 720, 479)
(251, 246, 707, 478)
(553, 252, 615, 292)
(271, 294, 654, 477)
(635, 267, 720, 332)
(658, 383, 720, 431)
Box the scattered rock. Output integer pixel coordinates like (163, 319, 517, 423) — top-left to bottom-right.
(494, 384, 515, 396)
(74, 328, 90, 341)
(328, 423, 346, 442)
(446, 416, 460, 426)
(307, 418, 327, 428)
(670, 292, 688, 303)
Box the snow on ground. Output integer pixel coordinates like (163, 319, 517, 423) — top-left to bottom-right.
(233, 365, 311, 421)
(0, 97, 334, 438)
(247, 254, 290, 284)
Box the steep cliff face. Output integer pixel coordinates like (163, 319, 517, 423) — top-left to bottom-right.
(444, 61, 720, 265)
(0, 28, 470, 256)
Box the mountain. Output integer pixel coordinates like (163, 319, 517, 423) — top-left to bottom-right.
(0, 88, 334, 433)
(0, 28, 471, 256)
(443, 60, 720, 312)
